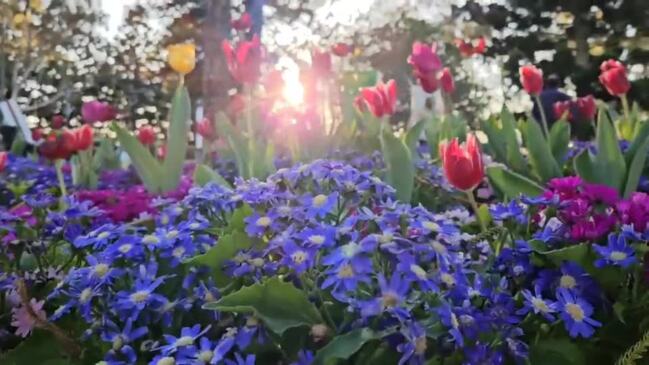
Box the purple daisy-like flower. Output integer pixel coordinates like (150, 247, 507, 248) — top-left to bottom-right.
(593, 233, 637, 269)
(281, 241, 315, 273)
(517, 286, 558, 321)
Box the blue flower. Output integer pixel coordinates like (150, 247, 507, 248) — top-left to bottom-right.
(517, 286, 558, 321)
(290, 350, 314, 365)
(302, 192, 338, 219)
(490, 200, 526, 224)
(244, 212, 277, 237)
(224, 353, 256, 365)
(281, 241, 315, 273)
(101, 318, 148, 364)
(556, 288, 601, 338)
(396, 254, 438, 293)
(438, 304, 463, 347)
(298, 224, 336, 249)
(105, 235, 145, 261)
(114, 267, 166, 317)
(359, 274, 410, 320)
(593, 233, 636, 269)
(396, 321, 427, 365)
(73, 224, 122, 249)
(159, 324, 210, 356)
(183, 337, 215, 364)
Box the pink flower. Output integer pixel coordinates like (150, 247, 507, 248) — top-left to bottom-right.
(222, 35, 263, 85)
(311, 49, 332, 76)
(599, 59, 630, 96)
(519, 65, 544, 96)
(438, 67, 455, 94)
(231, 12, 252, 31)
(11, 298, 46, 338)
(81, 101, 117, 124)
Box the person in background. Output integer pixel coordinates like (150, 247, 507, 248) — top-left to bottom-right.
(532, 74, 571, 128)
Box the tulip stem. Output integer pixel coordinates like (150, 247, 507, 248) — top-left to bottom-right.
(621, 94, 632, 134)
(534, 95, 550, 138)
(245, 86, 255, 178)
(55, 159, 67, 208)
(466, 190, 486, 233)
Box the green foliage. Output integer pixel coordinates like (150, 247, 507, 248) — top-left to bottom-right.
(480, 108, 526, 174)
(0, 330, 78, 365)
(520, 120, 562, 183)
(380, 126, 415, 202)
(426, 115, 468, 159)
(405, 119, 426, 156)
(160, 86, 191, 191)
(529, 339, 586, 365)
(486, 166, 544, 198)
(574, 109, 627, 192)
(93, 137, 121, 170)
(549, 120, 571, 165)
(204, 277, 323, 335)
(313, 328, 382, 365)
(10, 132, 26, 156)
(193, 164, 232, 188)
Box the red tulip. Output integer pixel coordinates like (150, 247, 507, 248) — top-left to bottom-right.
(311, 49, 332, 76)
(196, 118, 216, 140)
(222, 35, 263, 85)
(81, 101, 116, 123)
(227, 94, 246, 121)
(357, 80, 398, 118)
(576, 95, 597, 121)
(137, 126, 156, 146)
(553, 100, 573, 121)
(0, 152, 7, 172)
(51, 114, 66, 129)
(599, 60, 630, 96)
(417, 72, 439, 94)
(31, 128, 43, 142)
(39, 132, 73, 160)
(519, 65, 543, 96)
(231, 12, 252, 31)
(455, 37, 487, 57)
(439, 134, 484, 191)
(332, 43, 351, 57)
(438, 68, 455, 94)
(74, 125, 94, 151)
(157, 145, 167, 160)
(408, 42, 442, 74)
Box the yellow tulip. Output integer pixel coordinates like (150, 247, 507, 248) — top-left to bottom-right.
(30, 0, 44, 12)
(167, 43, 196, 75)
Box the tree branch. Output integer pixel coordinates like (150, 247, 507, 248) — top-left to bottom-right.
(24, 89, 68, 112)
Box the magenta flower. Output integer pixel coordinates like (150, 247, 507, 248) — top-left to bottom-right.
(617, 192, 649, 232)
(81, 100, 117, 123)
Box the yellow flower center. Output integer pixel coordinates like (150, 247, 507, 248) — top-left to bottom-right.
(198, 351, 214, 362)
(97, 232, 110, 239)
(381, 292, 399, 308)
(118, 244, 132, 253)
(610, 251, 627, 261)
(309, 235, 326, 245)
(559, 275, 577, 289)
(112, 336, 124, 351)
(531, 298, 550, 313)
(337, 264, 355, 278)
(313, 194, 328, 207)
(441, 273, 456, 287)
(565, 303, 585, 321)
(410, 264, 428, 280)
(291, 251, 308, 265)
(166, 230, 179, 239)
(176, 336, 194, 347)
(256, 216, 271, 227)
(157, 357, 176, 365)
(431, 241, 447, 254)
(79, 288, 93, 303)
(451, 313, 460, 328)
(130, 290, 149, 303)
(142, 235, 159, 245)
(93, 263, 109, 277)
(423, 221, 439, 231)
(173, 247, 185, 258)
(415, 336, 427, 355)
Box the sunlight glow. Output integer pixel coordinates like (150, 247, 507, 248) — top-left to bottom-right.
(282, 64, 304, 107)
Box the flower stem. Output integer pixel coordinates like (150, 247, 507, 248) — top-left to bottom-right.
(55, 159, 67, 199)
(245, 85, 255, 178)
(466, 190, 486, 232)
(534, 95, 550, 138)
(621, 93, 633, 137)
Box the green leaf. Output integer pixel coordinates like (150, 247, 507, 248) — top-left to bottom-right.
(224, 204, 254, 234)
(626, 121, 649, 165)
(405, 119, 426, 156)
(623, 133, 649, 198)
(10, 132, 26, 155)
(529, 339, 586, 365)
(313, 328, 382, 365)
(216, 113, 249, 179)
(477, 204, 492, 228)
(184, 230, 251, 287)
(480, 117, 507, 163)
(380, 127, 415, 202)
(204, 277, 322, 335)
(486, 166, 544, 198)
(500, 107, 527, 173)
(0, 330, 75, 365)
(575, 110, 627, 191)
(549, 120, 571, 165)
(424, 119, 440, 158)
(93, 137, 120, 170)
(160, 85, 191, 192)
(193, 164, 232, 189)
(113, 124, 162, 193)
(521, 120, 562, 183)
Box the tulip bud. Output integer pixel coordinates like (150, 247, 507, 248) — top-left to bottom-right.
(137, 126, 156, 146)
(357, 80, 398, 118)
(167, 43, 196, 75)
(196, 118, 216, 140)
(553, 100, 572, 121)
(519, 65, 544, 96)
(0, 152, 7, 172)
(74, 125, 94, 151)
(439, 134, 484, 191)
(51, 115, 66, 129)
(576, 95, 597, 121)
(31, 128, 43, 142)
(222, 36, 263, 85)
(82, 101, 116, 124)
(599, 60, 630, 96)
(331, 43, 351, 57)
(438, 68, 455, 94)
(231, 13, 252, 31)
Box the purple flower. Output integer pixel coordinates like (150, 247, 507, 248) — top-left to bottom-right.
(359, 274, 410, 320)
(396, 254, 438, 293)
(159, 324, 210, 356)
(438, 304, 463, 347)
(396, 321, 427, 365)
(302, 192, 338, 219)
(517, 286, 558, 321)
(281, 241, 315, 273)
(593, 233, 636, 269)
(101, 318, 148, 364)
(556, 288, 601, 338)
(244, 212, 277, 237)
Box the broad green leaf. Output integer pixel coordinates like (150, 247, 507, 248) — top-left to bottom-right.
(113, 124, 162, 193)
(161, 86, 191, 192)
(521, 120, 562, 182)
(193, 164, 232, 189)
(477, 204, 492, 228)
(184, 230, 251, 287)
(380, 127, 415, 202)
(529, 339, 586, 365)
(623, 133, 649, 198)
(0, 330, 76, 365)
(537, 244, 589, 266)
(425, 118, 440, 158)
(486, 166, 544, 198)
(625, 121, 649, 165)
(216, 113, 249, 179)
(224, 204, 254, 234)
(500, 107, 527, 173)
(549, 120, 571, 165)
(405, 119, 426, 156)
(10, 133, 26, 155)
(575, 110, 627, 191)
(204, 277, 322, 335)
(313, 328, 382, 365)
(93, 137, 120, 170)
(480, 118, 507, 163)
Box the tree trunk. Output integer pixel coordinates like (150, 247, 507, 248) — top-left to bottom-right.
(202, 0, 232, 120)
